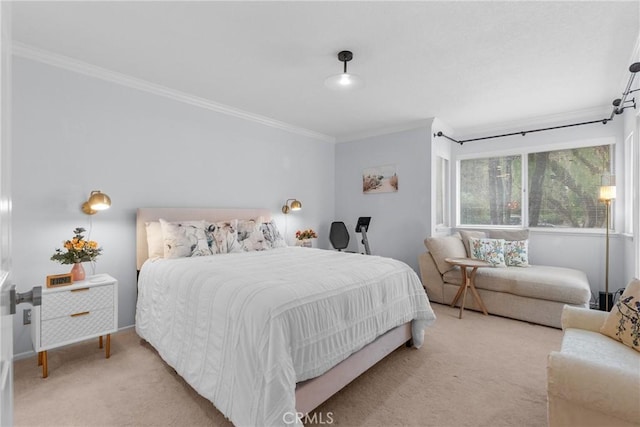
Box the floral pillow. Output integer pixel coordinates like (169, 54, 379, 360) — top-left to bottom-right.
(469, 237, 506, 267)
(159, 219, 211, 259)
(504, 240, 529, 267)
(205, 220, 243, 254)
(600, 279, 640, 352)
(261, 220, 287, 248)
(236, 219, 270, 251)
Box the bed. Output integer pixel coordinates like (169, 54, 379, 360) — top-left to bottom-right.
(135, 208, 436, 426)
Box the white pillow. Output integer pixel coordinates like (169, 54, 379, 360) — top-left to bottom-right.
(159, 219, 211, 259)
(145, 221, 164, 260)
(469, 237, 506, 267)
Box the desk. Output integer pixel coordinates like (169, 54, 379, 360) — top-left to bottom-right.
(444, 258, 491, 319)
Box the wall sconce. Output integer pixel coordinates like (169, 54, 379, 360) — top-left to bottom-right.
(282, 198, 302, 214)
(598, 174, 616, 311)
(81, 190, 112, 215)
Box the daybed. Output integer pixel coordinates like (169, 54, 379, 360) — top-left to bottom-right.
(547, 279, 640, 427)
(135, 208, 436, 426)
(418, 229, 591, 328)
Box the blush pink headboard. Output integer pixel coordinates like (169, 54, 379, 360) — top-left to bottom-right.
(136, 207, 272, 270)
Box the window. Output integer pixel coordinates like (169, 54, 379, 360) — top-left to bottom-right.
(458, 143, 613, 229)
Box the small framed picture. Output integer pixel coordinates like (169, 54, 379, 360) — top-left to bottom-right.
(46, 273, 73, 288)
(363, 164, 398, 194)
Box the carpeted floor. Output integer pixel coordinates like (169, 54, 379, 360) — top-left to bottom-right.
(13, 303, 562, 426)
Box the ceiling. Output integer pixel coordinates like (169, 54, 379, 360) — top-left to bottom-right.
(11, 1, 640, 142)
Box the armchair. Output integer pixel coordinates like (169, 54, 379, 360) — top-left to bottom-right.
(547, 305, 640, 427)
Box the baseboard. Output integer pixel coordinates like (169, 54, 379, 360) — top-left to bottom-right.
(12, 324, 136, 361)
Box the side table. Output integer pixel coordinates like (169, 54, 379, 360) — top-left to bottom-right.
(444, 258, 491, 319)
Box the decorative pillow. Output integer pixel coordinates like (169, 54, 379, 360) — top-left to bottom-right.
(459, 230, 487, 257)
(205, 220, 243, 254)
(504, 239, 529, 267)
(424, 234, 467, 274)
(145, 221, 164, 259)
(488, 229, 530, 241)
(469, 237, 506, 267)
(261, 219, 287, 248)
(600, 278, 640, 352)
(236, 218, 270, 251)
(159, 219, 211, 259)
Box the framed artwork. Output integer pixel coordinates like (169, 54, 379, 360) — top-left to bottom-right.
(363, 164, 398, 194)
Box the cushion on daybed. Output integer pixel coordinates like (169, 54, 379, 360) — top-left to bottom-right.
(424, 233, 467, 274)
(442, 265, 591, 305)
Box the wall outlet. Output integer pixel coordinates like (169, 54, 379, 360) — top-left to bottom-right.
(23, 308, 31, 325)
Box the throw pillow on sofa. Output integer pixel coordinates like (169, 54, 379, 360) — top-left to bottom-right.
(469, 237, 506, 267)
(600, 278, 640, 352)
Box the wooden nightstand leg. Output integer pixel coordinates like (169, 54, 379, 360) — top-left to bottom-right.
(37, 351, 42, 366)
(42, 351, 48, 378)
(99, 335, 103, 349)
(105, 334, 111, 359)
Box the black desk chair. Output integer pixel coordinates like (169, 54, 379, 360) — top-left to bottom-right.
(329, 221, 350, 251)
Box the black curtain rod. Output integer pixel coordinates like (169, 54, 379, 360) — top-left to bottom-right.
(436, 62, 640, 145)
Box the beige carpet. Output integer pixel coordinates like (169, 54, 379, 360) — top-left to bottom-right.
(13, 303, 562, 426)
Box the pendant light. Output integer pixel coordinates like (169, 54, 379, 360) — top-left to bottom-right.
(324, 50, 364, 90)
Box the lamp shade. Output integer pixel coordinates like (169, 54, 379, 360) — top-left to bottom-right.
(325, 50, 364, 91)
(82, 190, 111, 215)
(599, 185, 616, 201)
(282, 198, 302, 214)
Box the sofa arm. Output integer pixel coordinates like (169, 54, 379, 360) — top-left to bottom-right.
(547, 351, 640, 424)
(561, 305, 608, 332)
(418, 252, 445, 303)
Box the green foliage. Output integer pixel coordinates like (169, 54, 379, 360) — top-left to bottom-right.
(50, 227, 102, 265)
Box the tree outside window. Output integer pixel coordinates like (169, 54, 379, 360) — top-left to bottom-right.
(459, 144, 612, 228)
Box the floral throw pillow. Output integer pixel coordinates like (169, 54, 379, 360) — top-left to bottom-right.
(505, 239, 529, 267)
(469, 237, 506, 267)
(261, 220, 287, 248)
(236, 219, 270, 251)
(600, 279, 640, 352)
(205, 220, 242, 254)
(159, 219, 211, 259)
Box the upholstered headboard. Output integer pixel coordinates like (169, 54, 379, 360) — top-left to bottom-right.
(136, 207, 272, 270)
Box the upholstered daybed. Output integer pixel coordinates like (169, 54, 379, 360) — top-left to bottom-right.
(418, 230, 591, 328)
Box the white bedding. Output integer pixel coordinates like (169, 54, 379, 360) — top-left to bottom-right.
(135, 247, 436, 426)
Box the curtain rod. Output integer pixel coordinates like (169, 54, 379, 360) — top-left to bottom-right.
(436, 62, 640, 145)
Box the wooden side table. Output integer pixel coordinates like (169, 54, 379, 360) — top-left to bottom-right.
(445, 258, 491, 319)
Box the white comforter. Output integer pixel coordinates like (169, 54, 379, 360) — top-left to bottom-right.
(135, 247, 436, 426)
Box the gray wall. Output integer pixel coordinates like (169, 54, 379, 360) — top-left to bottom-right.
(334, 124, 433, 273)
(11, 57, 335, 356)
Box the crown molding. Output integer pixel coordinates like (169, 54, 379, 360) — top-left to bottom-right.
(451, 105, 613, 140)
(336, 119, 434, 143)
(11, 42, 335, 143)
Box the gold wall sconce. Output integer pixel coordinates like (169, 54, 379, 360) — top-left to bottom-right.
(81, 190, 112, 215)
(282, 198, 302, 214)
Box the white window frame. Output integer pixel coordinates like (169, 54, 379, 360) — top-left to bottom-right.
(455, 137, 616, 232)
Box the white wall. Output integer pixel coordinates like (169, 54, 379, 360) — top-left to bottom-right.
(334, 124, 433, 273)
(11, 57, 335, 356)
(448, 111, 628, 298)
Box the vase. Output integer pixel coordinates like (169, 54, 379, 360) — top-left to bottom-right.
(70, 263, 86, 281)
(298, 239, 312, 248)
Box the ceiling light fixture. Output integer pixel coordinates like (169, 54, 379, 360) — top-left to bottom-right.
(324, 50, 364, 91)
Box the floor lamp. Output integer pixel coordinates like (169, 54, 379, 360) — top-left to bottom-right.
(599, 177, 616, 311)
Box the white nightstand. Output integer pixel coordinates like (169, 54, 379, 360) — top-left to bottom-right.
(30, 273, 118, 378)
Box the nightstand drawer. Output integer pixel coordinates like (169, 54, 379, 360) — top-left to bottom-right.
(41, 307, 114, 348)
(41, 284, 114, 320)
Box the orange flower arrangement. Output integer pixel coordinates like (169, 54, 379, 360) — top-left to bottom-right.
(295, 229, 318, 241)
(51, 227, 102, 264)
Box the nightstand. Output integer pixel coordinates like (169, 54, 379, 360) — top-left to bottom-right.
(30, 273, 118, 378)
